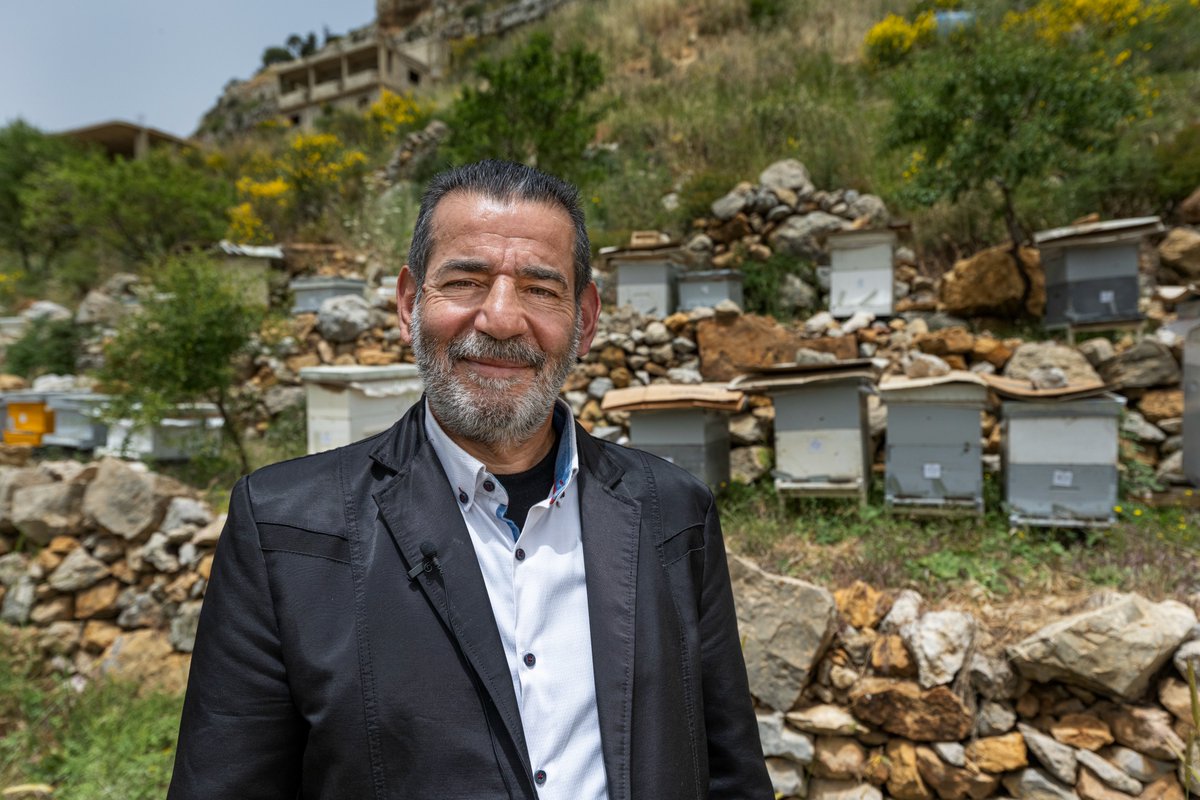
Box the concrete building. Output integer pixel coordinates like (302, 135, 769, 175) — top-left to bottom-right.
(58, 120, 191, 160)
(272, 28, 439, 129)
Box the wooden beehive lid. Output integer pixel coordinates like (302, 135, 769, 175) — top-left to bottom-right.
(600, 382, 746, 413)
(1034, 216, 1163, 249)
(729, 359, 880, 392)
(980, 373, 1109, 401)
(879, 371, 989, 403)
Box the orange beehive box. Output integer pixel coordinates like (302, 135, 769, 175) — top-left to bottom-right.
(2, 429, 43, 446)
(7, 401, 55, 434)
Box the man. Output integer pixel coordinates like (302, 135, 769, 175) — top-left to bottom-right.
(169, 160, 771, 799)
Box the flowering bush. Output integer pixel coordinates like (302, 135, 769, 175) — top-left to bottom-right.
(863, 11, 937, 68)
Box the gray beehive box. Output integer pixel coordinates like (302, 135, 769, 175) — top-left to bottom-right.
(732, 364, 877, 501)
(828, 229, 897, 318)
(601, 383, 745, 489)
(1185, 325, 1200, 487)
(289, 276, 368, 315)
(604, 244, 683, 317)
(880, 373, 988, 514)
(1034, 216, 1163, 330)
(42, 393, 110, 450)
(1001, 392, 1124, 527)
(678, 270, 744, 312)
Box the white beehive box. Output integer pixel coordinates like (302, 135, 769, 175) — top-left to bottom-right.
(289, 276, 368, 315)
(300, 364, 423, 454)
(678, 270, 744, 312)
(42, 393, 110, 450)
(1002, 393, 1124, 527)
(99, 404, 224, 461)
(732, 364, 877, 501)
(602, 243, 684, 317)
(879, 373, 988, 514)
(828, 229, 897, 318)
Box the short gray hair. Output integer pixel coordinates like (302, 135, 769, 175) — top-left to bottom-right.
(407, 160, 592, 299)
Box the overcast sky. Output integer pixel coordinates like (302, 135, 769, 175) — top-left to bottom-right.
(0, 1, 375, 137)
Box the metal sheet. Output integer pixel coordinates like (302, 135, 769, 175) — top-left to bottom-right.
(1005, 463, 1118, 522)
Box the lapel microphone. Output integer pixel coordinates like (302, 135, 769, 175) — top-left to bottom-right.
(407, 541, 442, 580)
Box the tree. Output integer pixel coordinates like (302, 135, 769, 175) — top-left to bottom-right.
(22, 148, 233, 266)
(0, 120, 76, 274)
(443, 33, 605, 184)
(885, 23, 1143, 309)
(98, 257, 262, 473)
(261, 46, 295, 67)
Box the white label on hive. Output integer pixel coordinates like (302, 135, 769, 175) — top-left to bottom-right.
(1052, 469, 1074, 487)
(1099, 290, 1115, 303)
(923, 462, 942, 479)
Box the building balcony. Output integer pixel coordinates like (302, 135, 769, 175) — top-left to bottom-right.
(311, 81, 342, 102)
(278, 88, 310, 110)
(344, 69, 380, 92)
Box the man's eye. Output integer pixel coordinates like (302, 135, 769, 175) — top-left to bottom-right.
(527, 286, 558, 298)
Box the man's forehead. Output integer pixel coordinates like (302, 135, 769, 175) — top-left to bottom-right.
(428, 191, 574, 245)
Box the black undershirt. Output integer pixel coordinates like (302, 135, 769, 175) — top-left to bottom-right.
(494, 427, 560, 532)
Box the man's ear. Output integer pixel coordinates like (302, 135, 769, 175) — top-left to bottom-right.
(397, 266, 418, 345)
(576, 281, 601, 358)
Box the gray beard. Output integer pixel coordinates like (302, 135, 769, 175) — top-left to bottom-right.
(410, 299, 581, 448)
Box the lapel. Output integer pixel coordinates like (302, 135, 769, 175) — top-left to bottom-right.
(370, 405, 532, 777)
(576, 428, 642, 800)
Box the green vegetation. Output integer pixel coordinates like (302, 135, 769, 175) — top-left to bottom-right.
(97, 257, 263, 473)
(0, 629, 181, 799)
(4, 317, 82, 379)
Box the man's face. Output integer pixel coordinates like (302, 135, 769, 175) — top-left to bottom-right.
(398, 192, 599, 447)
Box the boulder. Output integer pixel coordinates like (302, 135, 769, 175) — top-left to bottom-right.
(940, 245, 1045, 318)
(759, 159, 815, 198)
(757, 710, 815, 763)
(786, 704, 869, 737)
(849, 678, 973, 741)
(1099, 340, 1180, 389)
(881, 590, 923, 632)
(847, 194, 889, 226)
(915, 745, 1001, 800)
(1158, 227, 1200, 278)
(1101, 706, 1186, 762)
(99, 629, 191, 694)
(316, 294, 373, 343)
(711, 185, 752, 221)
(47, 548, 109, 592)
(902, 610, 976, 689)
(728, 555, 837, 711)
(11, 482, 85, 545)
(0, 467, 55, 531)
(1004, 342, 1102, 387)
(695, 315, 855, 381)
(83, 459, 165, 541)
(1007, 594, 1196, 700)
(1003, 768, 1081, 800)
(966, 732, 1028, 773)
(1019, 722, 1078, 785)
(887, 739, 933, 800)
(769, 212, 852, 259)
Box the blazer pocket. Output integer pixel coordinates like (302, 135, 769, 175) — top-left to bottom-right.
(660, 523, 705, 566)
(259, 523, 351, 564)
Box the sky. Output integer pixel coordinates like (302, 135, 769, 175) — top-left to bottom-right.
(0, 1, 376, 138)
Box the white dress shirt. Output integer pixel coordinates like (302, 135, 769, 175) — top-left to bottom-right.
(424, 400, 608, 800)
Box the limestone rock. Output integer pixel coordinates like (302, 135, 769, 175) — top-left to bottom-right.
(1009, 595, 1196, 701)
(1076, 750, 1143, 796)
(974, 700, 1018, 736)
(847, 194, 889, 226)
(1139, 389, 1184, 423)
(316, 294, 372, 343)
(786, 704, 869, 737)
(99, 629, 191, 694)
(696, 314, 855, 381)
(849, 678, 973, 741)
(888, 739, 933, 800)
(81, 620, 121, 653)
(1078, 767, 1138, 800)
(902, 610, 976, 689)
(0, 467, 54, 530)
(1099, 340, 1180, 389)
(11, 482, 85, 545)
(74, 579, 120, 619)
(1078, 338, 1116, 368)
(1, 576, 36, 624)
(915, 745, 1001, 800)
(1141, 775, 1185, 800)
(1004, 343, 1102, 387)
(711, 186, 751, 221)
(83, 459, 165, 541)
(47, 548, 109, 592)
(968, 650, 1021, 700)
(834, 581, 890, 629)
(728, 555, 837, 711)
(808, 778, 883, 800)
(1020, 722, 1079, 785)
(1101, 706, 1186, 762)
(940, 245, 1045, 318)
(1121, 411, 1166, 444)
(1180, 189, 1200, 225)
(813, 736, 867, 780)
(881, 590, 923, 632)
(906, 352, 952, 379)
(757, 710, 815, 763)
(1003, 768, 1081, 800)
(769, 212, 851, 259)
(191, 513, 226, 547)
(1172, 638, 1200, 679)
(766, 757, 808, 798)
(966, 732, 1028, 773)
(760, 159, 815, 198)
(1051, 714, 1115, 750)
(169, 600, 203, 653)
(1100, 746, 1173, 784)
(161, 496, 212, 536)
(1158, 227, 1200, 278)
(871, 634, 917, 678)
(935, 743, 966, 767)
(730, 446, 772, 484)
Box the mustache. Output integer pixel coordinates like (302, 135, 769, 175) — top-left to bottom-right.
(446, 332, 547, 370)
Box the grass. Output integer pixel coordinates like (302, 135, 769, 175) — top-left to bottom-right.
(717, 476, 1200, 604)
(0, 628, 182, 799)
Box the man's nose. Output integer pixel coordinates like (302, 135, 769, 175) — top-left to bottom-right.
(473, 277, 530, 340)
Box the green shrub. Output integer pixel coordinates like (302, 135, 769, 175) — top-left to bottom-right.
(4, 316, 81, 378)
(1156, 122, 1200, 208)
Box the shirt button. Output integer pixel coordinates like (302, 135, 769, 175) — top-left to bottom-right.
(523, 652, 536, 668)
(534, 770, 547, 786)
(515, 548, 525, 561)
(458, 490, 468, 504)
(483, 479, 495, 492)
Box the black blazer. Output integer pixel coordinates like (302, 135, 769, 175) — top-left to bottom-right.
(168, 401, 772, 799)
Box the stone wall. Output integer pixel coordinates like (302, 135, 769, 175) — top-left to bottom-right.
(3, 457, 1198, 797)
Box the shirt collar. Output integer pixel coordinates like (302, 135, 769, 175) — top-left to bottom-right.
(423, 397, 579, 512)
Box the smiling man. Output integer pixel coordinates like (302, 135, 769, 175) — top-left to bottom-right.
(169, 160, 771, 800)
